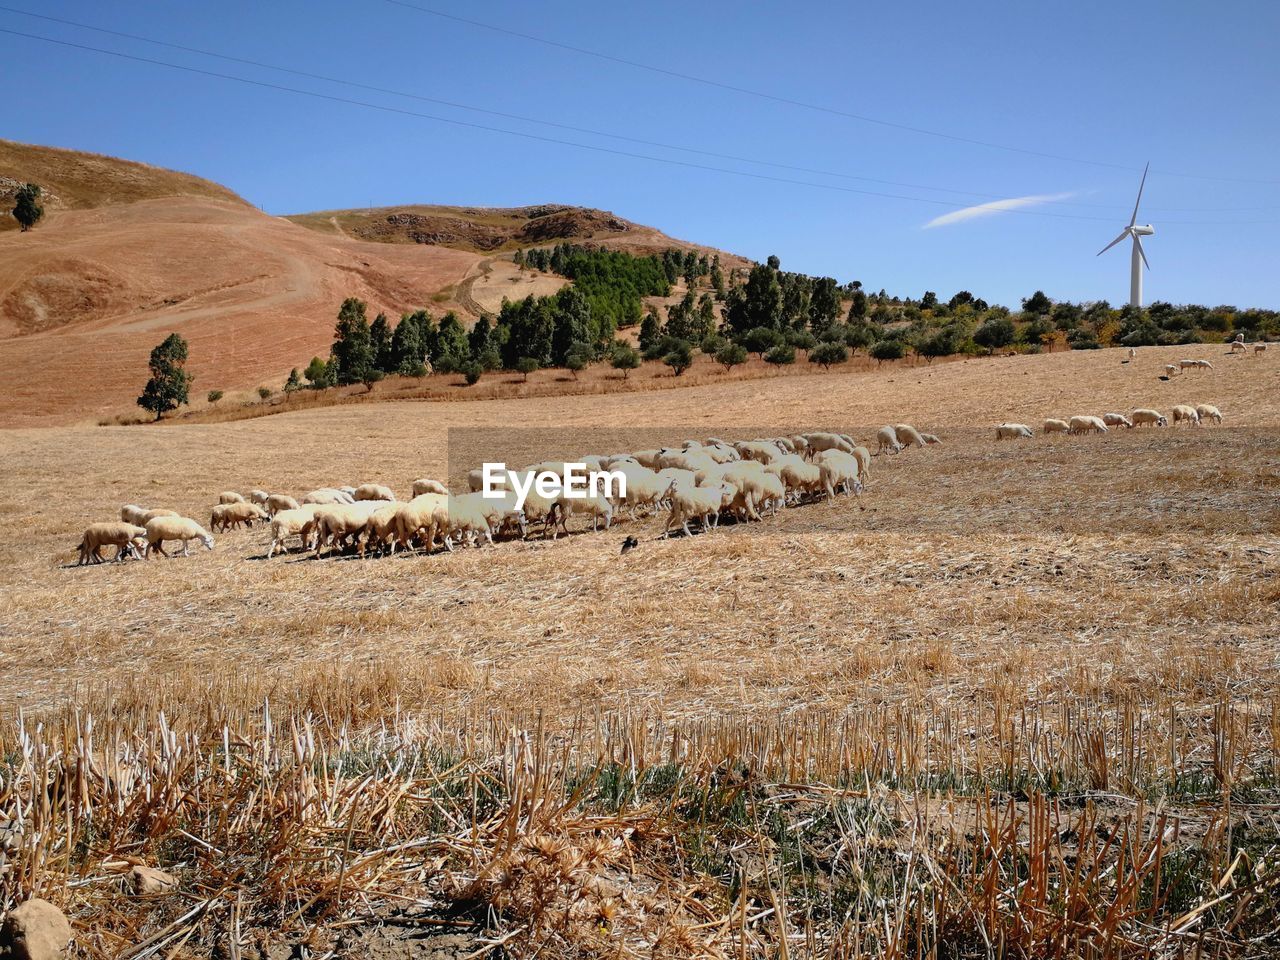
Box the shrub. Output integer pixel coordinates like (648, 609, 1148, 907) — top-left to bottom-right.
(663, 340, 694, 376)
(785, 329, 817, 352)
(206, 390, 223, 405)
(739, 326, 784, 357)
(700, 333, 727, 355)
(608, 342, 641, 379)
(515, 357, 540, 381)
(715, 342, 748, 371)
(869, 339, 906, 365)
(764, 343, 796, 365)
(565, 344, 593, 379)
(461, 362, 483, 385)
(257, 386, 272, 400)
(809, 341, 848, 369)
(973, 318, 1016, 353)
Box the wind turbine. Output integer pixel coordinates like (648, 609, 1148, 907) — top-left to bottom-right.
(1097, 163, 1154, 308)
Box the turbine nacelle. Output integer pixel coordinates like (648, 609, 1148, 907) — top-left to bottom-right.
(1132, 224, 1154, 236)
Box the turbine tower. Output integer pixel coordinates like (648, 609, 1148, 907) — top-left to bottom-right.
(1097, 163, 1155, 308)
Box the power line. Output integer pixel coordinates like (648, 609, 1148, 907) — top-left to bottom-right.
(3, 26, 1276, 227)
(4, 6, 1276, 213)
(380, 0, 1280, 187)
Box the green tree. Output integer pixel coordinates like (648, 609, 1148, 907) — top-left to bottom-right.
(638, 310, 661, 352)
(740, 326, 784, 358)
(460, 361, 483, 386)
(284, 368, 302, 393)
(206, 390, 223, 405)
(715, 342, 748, 371)
(550, 287, 592, 364)
(764, 343, 796, 365)
(809, 341, 848, 369)
(515, 356, 540, 382)
(608, 341, 641, 379)
(433, 312, 471, 372)
(565, 343, 592, 379)
(847, 288, 868, 322)
(1022, 290, 1053, 315)
(663, 340, 694, 376)
(869, 339, 905, 366)
(12, 183, 43, 231)
(973, 317, 1016, 354)
(136, 333, 193, 421)
(725, 263, 783, 333)
(809, 277, 842, 329)
(389, 315, 426, 375)
(330, 298, 375, 385)
(370, 313, 394, 372)
(304, 356, 333, 388)
(257, 386, 272, 400)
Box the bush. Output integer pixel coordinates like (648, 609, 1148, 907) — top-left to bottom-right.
(739, 326, 784, 357)
(869, 339, 906, 365)
(764, 343, 796, 365)
(785, 329, 817, 352)
(206, 390, 223, 405)
(700, 333, 727, 355)
(809, 341, 848, 369)
(284, 369, 302, 393)
(715, 342, 748, 371)
(1067, 329, 1101, 350)
(663, 340, 694, 376)
(257, 386, 272, 400)
(461, 362, 483, 385)
(515, 356, 540, 381)
(608, 342, 641, 379)
(973, 318, 1016, 353)
(565, 344, 593, 379)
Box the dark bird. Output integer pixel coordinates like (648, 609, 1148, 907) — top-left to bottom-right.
(620, 536, 639, 554)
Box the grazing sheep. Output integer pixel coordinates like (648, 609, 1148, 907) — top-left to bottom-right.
(264, 493, 300, 517)
(1164, 363, 1179, 378)
(77, 522, 148, 565)
(300, 488, 356, 505)
(1171, 404, 1201, 426)
(766, 455, 822, 504)
(802, 432, 855, 458)
(995, 423, 1034, 440)
(874, 426, 903, 455)
(218, 491, 245, 505)
(631, 449, 664, 469)
(144, 516, 214, 558)
(664, 480, 735, 537)
(250, 490, 271, 506)
(702, 442, 740, 464)
(1131, 409, 1168, 427)
(920, 433, 942, 445)
(1068, 416, 1108, 435)
(718, 462, 772, 521)
(813, 450, 865, 509)
(1102, 413, 1134, 429)
(393, 494, 449, 552)
(1179, 359, 1213, 371)
(210, 501, 268, 532)
(442, 495, 498, 549)
(893, 424, 927, 449)
(121, 505, 177, 527)
(411, 478, 449, 497)
(755, 470, 787, 516)
(357, 505, 405, 557)
(1043, 418, 1071, 435)
(312, 502, 390, 556)
(353, 483, 396, 502)
(1128, 347, 1137, 360)
(1230, 341, 1247, 354)
(550, 492, 613, 537)
(1195, 404, 1223, 425)
(1255, 343, 1268, 355)
(611, 463, 667, 519)
(267, 506, 323, 558)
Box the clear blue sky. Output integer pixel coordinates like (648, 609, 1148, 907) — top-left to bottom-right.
(4, 0, 1278, 308)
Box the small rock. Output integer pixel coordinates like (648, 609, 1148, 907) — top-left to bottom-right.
(0, 898, 72, 960)
(129, 865, 177, 896)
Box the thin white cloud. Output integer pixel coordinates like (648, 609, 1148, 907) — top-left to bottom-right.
(923, 192, 1077, 229)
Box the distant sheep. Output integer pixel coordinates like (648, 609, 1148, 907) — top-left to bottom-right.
(1255, 343, 1268, 355)
(1230, 341, 1247, 354)
(411, 478, 449, 497)
(1102, 412, 1134, 429)
(301, 488, 356, 506)
(1043, 418, 1070, 435)
(893, 424, 927, 449)
(144, 516, 214, 558)
(875, 426, 903, 455)
(813, 450, 864, 509)
(1164, 363, 1179, 378)
(77, 522, 148, 565)
(218, 491, 245, 505)
(1195, 404, 1223, 425)
(1179, 359, 1213, 371)
(995, 423, 1033, 440)
(802, 433, 855, 458)
(353, 483, 396, 502)
(265, 493, 300, 517)
(920, 433, 942, 445)
(1131, 408, 1168, 427)
(210, 501, 268, 532)
(121, 505, 177, 527)
(1171, 404, 1201, 426)
(1068, 416, 1108, 435)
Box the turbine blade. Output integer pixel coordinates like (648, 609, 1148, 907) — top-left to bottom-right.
(1129, 161, 1149, 228)
(1135, 234, 1150, 270)
(1097, 228, 1129, 256)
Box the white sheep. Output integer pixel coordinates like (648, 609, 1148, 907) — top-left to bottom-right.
(353, 483, 396, 502)
(443, 495, 498, 549)
(719, 461, 772, 521)
(612, 463, 668, 518)
(77, 522, 148, 565)
(1164, 363, 1180, 378)
(1171, 404, 1200, 426)
(1255, 343, 1268, 355)
(801, 432, 855, 458)
(121, 505, 177, 526)
(920, 433, 942, 446)
(1102, 413, 1134, 429)
(250, 490, 271, 506)
(664, 480, 735, 537)
(631, 449, 664, 469)
(875, 426, 903, 455)
(1230, 341, 1247, 354)
(218, 491, 245, 505)
(1068, 415, 1108, 435)
(766, 455, 822, 504)
(813, 450, 865, 508)
(550, 491, 613, 537)
(210, 501, 268, 532)
(995, 423, 1034, 440)
(893, 424, 927, 449)
(411, 478, 449, 497)
(394, 494, 449, 552)
(144, 516, 214, 558)
(265, 493, 301, 517)
(301, 488, 356, 505)
(357, 504, 405, 557)
(312, 502, 390, 556)
(266, 506, 323, 558)
(1131, 408, 1168, 427)
(1043, 418, 1071, 435)
(1179, 359, 1213, 371)
(1195, 404, 1223, 425)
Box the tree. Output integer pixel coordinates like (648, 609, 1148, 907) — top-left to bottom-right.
(847, 288, 868, 322)
(565, 343, 592, 379)
(700, 332, 727, 355)
(330, 298, 375, 385)
(638, 310, 661, 352)
(370, 313, 394, 372)
(973, 317, 1015, 354)
(550, 287, 592, 365)
(304, 356, 333, 388)
(433, 312, 471, 372)
(809, 341, 848, 369)
(764, 343, 796, 365)
(919, 329, 958, 363)
(664, 291, 698, 342)
(515, 356, 540, 382)
(468, 314, 501, 370)
(257, 386, 273, 400)
(809, 277, 842, 329)
(460, 361, 483, 386)
(284, 368, 302, 393)
(869, 339, 905, 366)
(921, 290, 938, 310)
(740, 326, 784, 358)
(663, 340, 694, 376)
(206, 390, 223, 405)
(136, 333, 192, 420)
(725, 263, 783, 333)
(715, 342, 748, 372)
(389, 315, 427, 376)
(1022, 290, 1053, 315)
(766, 254, 781, 270)
(845, 323, 875, 355)
(12, 183, 43, 231)
(786, 329, 817, 352)
(608, 341, 640, 379)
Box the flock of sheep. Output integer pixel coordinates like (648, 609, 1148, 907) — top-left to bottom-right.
(994, 402, 1223, 440)
(73, 429, 941, 565)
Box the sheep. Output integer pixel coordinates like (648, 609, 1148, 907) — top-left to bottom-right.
(719, 461, 774, 521)
(144, 516, 214, 558)
(301, 488, 356, 506)
(1131, 409, 1168, 427)
(802, 432, 855, 458)
(547, 491, 613, 538)
(411, 478, 449, 497)
(312, 502, 390, 557)
(813, 450, 865, 508)
(1230, 341, 1247, 354)
(1171, 404, 1200, 427)
(456, 491, 525, 539)
(1068, 415, 1108, 435)
(766, 455, 822, 504)
(264, 493, 300, 517)
(893, 424, 927, 449)
(656, 467, 699, 498)
(702, 442, 740, 464)
(920, 433, 942, 446)
(875, 426, 903, 455)
(250, 490, 271, 506)
(266, 506, 323, 557)
(788, 435, 810, 458)
(850, 446, 872, 485)
(357, 505, 405, 557)
(210, 501, 268, 532)
(353, 483, 396, 502)
(1195, 404, 1223, 425)
(1043, 418, 1071, 435)
(755, 470, 787, 516)
(631, 449, 664, 469)
(77, 522, 148, 565)
(611, 463, 667, 519)
(1179, 359, 1213, 371)
(1102, 413, 1134, 429)
(1164, 363, 1180, 378)
(389, 493, 449, 553)
(218, 491, 245, 505)
(659, 449, 719, 473)
(1128, 347, 1137, 360)
(121, 505, 177, 527)
(442, 495, 498, 549)
(664, 480, 736, 537)
(995, 423, 1033, 440)
(1255, 343, 1268, 355)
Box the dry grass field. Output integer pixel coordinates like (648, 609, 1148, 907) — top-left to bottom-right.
(1, 344, 1277, 958)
